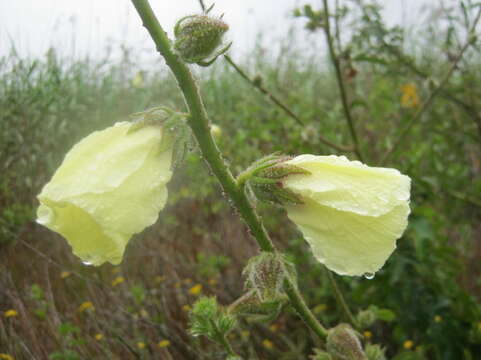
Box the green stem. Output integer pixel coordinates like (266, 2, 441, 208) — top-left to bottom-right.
(380, 15, 480, 165)
(218, 334, 238, 358)
(326, 269, 358, 327)
(322, 0, 363, 161)
(130, 0, 327, 340)
(224, 54, 354, 153)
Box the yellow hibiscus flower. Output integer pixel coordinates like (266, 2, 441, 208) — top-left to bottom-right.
(37, 121, 173, 266)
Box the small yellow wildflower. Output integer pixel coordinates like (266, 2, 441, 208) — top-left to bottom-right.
(400, 83, 420, 108)
(95, 333, 104, 341)
(313, 304, 327, 314)
(0, 354, 14, 360)
(269, 324, 279, 333)
(60, 271, 71, 279)
(262, 339, 274, 350)
(363, 331, 372, 339)
(188, 284, 202, 296)
(111, 276, 125, 287)
(132, 71, 144, 88)
(403, 340, 414, 350)
(241, 330, 250, 338)
(434, 315, 442, 323)
(137, 342, 146, 349)
(182, 304, 191, 312)
(154, 275, 166, 283)
(208, 278, 218, 286)
(158, 339, 171, 348)
(78, 301, 95, 313)
(4, 309, 18, 318)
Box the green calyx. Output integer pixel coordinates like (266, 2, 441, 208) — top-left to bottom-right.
(237, 153, 310, 206)
(174, 11, 232, 66)
(128, 106, 192, 169)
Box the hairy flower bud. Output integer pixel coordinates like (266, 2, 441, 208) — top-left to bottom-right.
(174, 14, 231, 66)
(327, 324, 367, 360)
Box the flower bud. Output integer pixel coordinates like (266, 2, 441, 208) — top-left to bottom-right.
(174, 14, 231, 66)
(327, 324, 367, 360)
(364, 344, 386, 360)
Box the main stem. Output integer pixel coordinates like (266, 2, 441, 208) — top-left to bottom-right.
(131, 0, 327, 340)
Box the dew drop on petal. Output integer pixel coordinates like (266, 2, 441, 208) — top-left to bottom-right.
(363, 272, 375, 280)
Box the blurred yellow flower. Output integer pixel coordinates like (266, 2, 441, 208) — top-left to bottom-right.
(269, 324, 279, 332)
(434, 315, 442, 323)
(94, 333, 104, 341)
(210, 124, 222, 139)
(313, 304, 327, 314)
(60, 271, 71, 279)
(4, 310, 18, 318)
(37, 121, 173, 266)
(132, 71, 144, 88)
(158, 339, 171, 348)
(182, 305, 191, 312)
(284, 155, 411, 276)
(188, 284, 202, 296)
(0, 354, 14, 360)
(111, 276, 125, 287)
(137, 342, 146, 349)
(78, 301, 95, 313)
(262, 339, 274, 350)
(363, 331, 372, 339)
(403, 340, 414, 350)
(400, 83, 420, 108)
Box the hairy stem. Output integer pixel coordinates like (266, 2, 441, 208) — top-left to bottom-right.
(322, 0, 363, 161)
(130, 0, 328, 340)
(326, 269, 358, 327)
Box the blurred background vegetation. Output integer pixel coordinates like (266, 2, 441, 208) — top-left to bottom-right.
(1, 0, 481, 359)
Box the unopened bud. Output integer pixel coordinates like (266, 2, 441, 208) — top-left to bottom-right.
(174, 14, 231, 66)
(327, 324, 367, 360)
(365, 344, 386, 360)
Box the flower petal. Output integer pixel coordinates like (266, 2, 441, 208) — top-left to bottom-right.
(37, 122, 172, 265)
(285, 155, 410, 217)
(286, 199, 410, 276)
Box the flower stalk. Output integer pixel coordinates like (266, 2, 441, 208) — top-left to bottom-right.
(130, 0, 328, 340)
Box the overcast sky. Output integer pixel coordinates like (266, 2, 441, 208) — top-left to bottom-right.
(0, 0, 435, 62)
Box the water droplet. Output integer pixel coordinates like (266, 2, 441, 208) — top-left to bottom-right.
(82, 261, 93, 266)
(363, 272, 375, 280)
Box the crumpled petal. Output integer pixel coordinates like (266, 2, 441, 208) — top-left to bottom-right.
(283, 155, 411, 276)
(37, 121, 172, 266)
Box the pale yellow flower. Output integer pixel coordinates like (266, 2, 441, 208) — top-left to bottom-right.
(434, 315, 442, 323)
(95, 333, 104, 341)
(111, 276, 125, 287)
(401, 83, 420, 108)
(188, 284, 202, 296)
(137, 342, 146, 349)
(0, 354, 14, 360)
(37, 122, 173, 266)
(78, 301, 95, 313)
(284, 155, 410, 276)
(158, 339, 171, 348)
(363, 331, 372, 339)
(3, 310, 18, 318)
(403, 340, 414, 350)
(182, 304, 191, 312)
